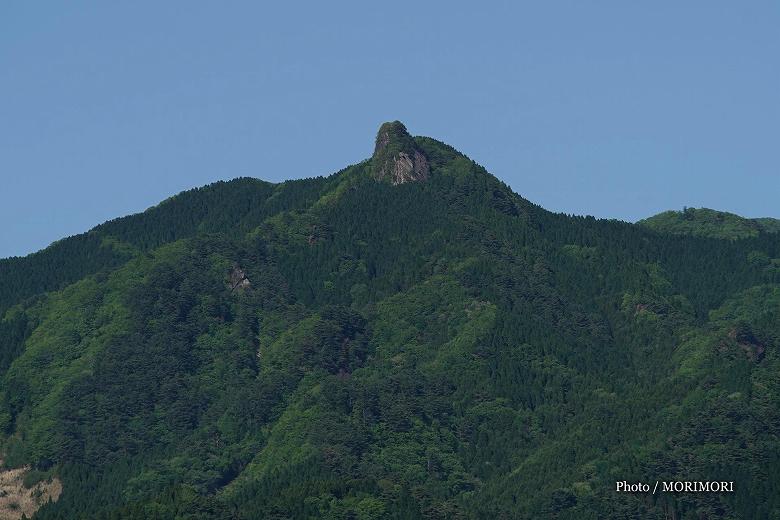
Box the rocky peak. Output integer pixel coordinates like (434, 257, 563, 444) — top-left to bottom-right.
(372, 121, 429, 185)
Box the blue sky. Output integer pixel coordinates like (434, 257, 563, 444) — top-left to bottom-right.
(1, 1, 778, 258)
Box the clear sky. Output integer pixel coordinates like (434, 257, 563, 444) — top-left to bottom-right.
(2, 2, 778, 258)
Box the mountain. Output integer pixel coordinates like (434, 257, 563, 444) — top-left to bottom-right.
(1, 122, 779, 519)
(640, 207, 780, 240)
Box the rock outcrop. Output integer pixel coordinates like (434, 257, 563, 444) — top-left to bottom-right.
(0, 462, 62, 520)
(229, 266, 250, 291)
(372, 121, 429, 185)
(727, 326, 767, 362)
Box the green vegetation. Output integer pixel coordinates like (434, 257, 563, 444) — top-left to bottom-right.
(640, 207, 780, 239)
(1, 124, 779, 518)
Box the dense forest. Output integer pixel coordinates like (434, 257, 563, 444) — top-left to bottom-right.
(1, 122, 779, 519)
(640, 207, 780, 240)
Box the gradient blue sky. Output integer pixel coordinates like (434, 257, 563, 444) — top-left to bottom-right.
(2, 2, 778, 258)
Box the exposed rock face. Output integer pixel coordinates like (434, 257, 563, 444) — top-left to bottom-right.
(727, 326, 767, 362)
(229, 266, 250, 291)
(372, 121, 429, 185)
(0, 461, 62, 520)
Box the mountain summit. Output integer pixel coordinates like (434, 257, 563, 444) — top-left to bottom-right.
(0, 125, 779, 519)
(640, 207, 780, 239)
(371, 121, 429, 184)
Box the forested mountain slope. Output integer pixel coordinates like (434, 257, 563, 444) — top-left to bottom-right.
(1, 122, 779, 519)
(640, 207, 780, 240)
(0, 176, 339, 316)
